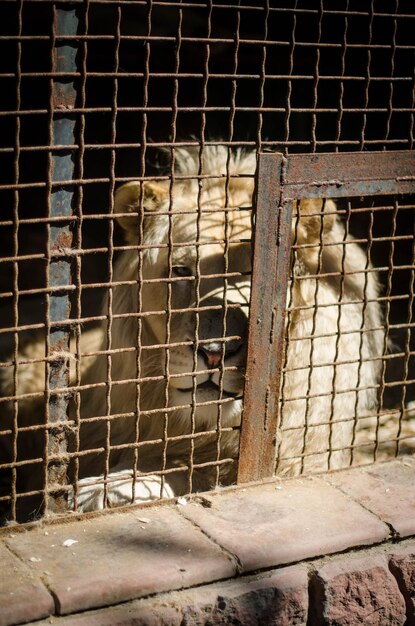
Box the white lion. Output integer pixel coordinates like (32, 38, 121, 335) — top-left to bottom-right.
(0, 146, 384, 515)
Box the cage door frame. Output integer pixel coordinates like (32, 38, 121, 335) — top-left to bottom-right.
(238, 149, 415, 484)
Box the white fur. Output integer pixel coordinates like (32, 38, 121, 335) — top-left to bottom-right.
(1, 146, 384, 513)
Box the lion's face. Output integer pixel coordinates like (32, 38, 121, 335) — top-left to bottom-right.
(114, 163, 255, 410)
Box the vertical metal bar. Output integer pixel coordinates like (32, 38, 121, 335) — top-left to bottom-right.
(360, 2, 373, 151)
(334, 0, 348, 151)
(283, 0, 297, 151)
(132, 0, 152, 501)
(238, 152, 292, 483)
(255, 0, 268, 150)
(101, 4, 120, 508)
(45, 5, 78, 513)
(215, 6, 240, 488)
(10, 0, 23, 522)
(397, 211, 415, 457)
(162, 6, 183, 492)
(310, 0, 322, 153)
(71, 1, 89, 510)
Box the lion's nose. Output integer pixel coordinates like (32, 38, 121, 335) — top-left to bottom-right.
(198, 345, 222, 369)
(198, 338, 244, 369)
(196, 297, 248, 368)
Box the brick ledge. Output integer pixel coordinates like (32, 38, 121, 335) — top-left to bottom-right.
(0, 456, 414, 626)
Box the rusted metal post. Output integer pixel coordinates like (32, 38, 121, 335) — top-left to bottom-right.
(45, 5, 78, 513)
(238, 153, 293, 483)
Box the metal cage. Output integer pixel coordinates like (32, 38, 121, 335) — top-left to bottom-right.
(0, 0, 414, 524)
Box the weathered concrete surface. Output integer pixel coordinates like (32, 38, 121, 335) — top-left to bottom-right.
(1, 459, 414, 626)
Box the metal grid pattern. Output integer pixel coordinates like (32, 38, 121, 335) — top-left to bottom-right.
(0, 1, 414, 524)
(279, 193, 415, 474)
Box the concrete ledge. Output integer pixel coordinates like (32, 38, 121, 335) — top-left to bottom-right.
(0, 458, 414, 626)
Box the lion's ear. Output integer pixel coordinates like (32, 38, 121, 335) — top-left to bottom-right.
(294, 198, 337, 245)
(114, 180, 170, 241)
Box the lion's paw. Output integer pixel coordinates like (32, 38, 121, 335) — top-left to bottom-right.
(67, 471, 174, 512)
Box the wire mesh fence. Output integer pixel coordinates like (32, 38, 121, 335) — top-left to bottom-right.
(0, 0, 414, 524)
(279, 194, 415, 474)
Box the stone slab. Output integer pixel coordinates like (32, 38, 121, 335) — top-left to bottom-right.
(26, 564, 309, 626)
(325, 459, 415, 537)
(0, 543, 54, 626)
(179, 478, 389, 572)
(6, 506, 235, 616)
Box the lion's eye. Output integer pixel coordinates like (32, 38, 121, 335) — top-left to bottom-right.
(172, 266, 192, 278)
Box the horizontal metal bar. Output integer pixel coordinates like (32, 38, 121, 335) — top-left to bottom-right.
(1, 33, 414, 49)
(0, 139, 411, 162)
(3, 105, 415, 115)
(1, 0, 414, 21)
(282, 151, 415, 199)
(1, 72, 412, 82)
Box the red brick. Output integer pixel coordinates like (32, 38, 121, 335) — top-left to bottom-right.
(388, 540, 415, 624)
(0, 544, 54, 626)
(326, 459, 415, 537)
(27, 565, 309, 626)
(179, 479, 389, 571)
(6, 506, 235, 616)
(180, 564, 309, 626)
(310, 553, 406, 625)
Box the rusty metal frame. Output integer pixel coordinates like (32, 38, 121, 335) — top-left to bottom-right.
(45, 5, 79, 514)
(238, 149, 415, 483)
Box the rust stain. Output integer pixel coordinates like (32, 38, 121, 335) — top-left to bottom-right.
(44, 3, 78, 515)
(51, 230, 73, 253)
(53, 85, 76, 110)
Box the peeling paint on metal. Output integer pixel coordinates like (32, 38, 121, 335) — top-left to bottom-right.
(46, 5, 79, 515)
